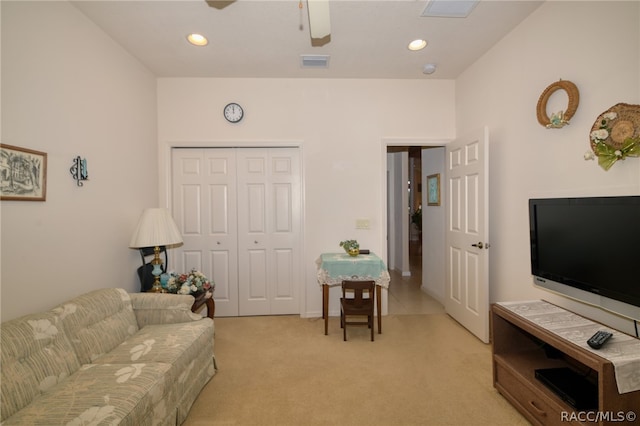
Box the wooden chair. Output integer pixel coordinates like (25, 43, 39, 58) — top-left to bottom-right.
(340, 280, 375, 341)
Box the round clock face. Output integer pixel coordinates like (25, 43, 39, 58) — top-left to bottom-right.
(223, 103, 244, 123)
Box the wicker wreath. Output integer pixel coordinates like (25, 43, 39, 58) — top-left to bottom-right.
(536, 80, 580, 128)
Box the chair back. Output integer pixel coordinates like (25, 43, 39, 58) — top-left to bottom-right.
(340, 280, 375, 341)
(341, 280, 375, 307)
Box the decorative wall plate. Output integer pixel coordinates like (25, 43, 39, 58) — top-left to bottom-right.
(536, 80, 579, 128)
(588, 103, 640, 170)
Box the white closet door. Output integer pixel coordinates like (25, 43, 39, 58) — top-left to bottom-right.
(172, 148, 239, 317)
(172, 147, 301, 317)
(236, 148, 301, 315)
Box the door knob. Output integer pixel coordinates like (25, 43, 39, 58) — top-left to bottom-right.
(471, 242, 484, 249)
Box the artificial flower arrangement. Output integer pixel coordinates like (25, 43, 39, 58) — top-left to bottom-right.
(339, 239, 360, 256)
(586, 104, 640, 171)
(164, 269, 214, 296)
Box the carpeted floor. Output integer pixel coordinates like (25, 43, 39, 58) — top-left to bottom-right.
(183, 313, 529, 426)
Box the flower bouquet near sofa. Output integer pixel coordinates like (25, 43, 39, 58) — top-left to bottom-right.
(164, 269, 214, 297)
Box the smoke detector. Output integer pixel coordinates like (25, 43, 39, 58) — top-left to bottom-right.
(423, 64, 437, 75)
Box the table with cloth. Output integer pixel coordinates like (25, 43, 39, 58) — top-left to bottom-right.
(316, 252, 391, 335)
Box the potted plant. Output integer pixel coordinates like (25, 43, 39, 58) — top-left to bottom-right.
(339, 240, 360, 257)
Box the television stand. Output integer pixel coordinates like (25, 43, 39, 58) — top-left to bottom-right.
(491, 301, 640, 426)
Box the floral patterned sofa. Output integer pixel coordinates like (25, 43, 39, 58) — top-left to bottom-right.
(0, 288, 216, 425)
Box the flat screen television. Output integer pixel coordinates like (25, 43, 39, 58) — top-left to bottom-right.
(529, 196, 640, 320)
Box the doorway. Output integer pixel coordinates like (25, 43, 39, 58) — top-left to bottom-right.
(386, 145, 446, 314)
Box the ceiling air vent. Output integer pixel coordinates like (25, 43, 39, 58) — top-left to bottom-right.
(300, 55, 330, 68)
(421, 0, 479, 18)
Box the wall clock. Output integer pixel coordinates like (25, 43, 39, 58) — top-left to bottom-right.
(223, 103, 244, 123)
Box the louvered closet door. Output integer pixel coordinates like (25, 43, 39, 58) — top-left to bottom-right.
(172, 148, 239, 317)
(236, 148, 301, 315)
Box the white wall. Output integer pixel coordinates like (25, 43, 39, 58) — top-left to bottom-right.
(387, 151, 410, 276)
(456, 1, 640, 333)
(421, 147, 445, 301)
(157, 78, 456, 317)
(0, 1, 158, 320)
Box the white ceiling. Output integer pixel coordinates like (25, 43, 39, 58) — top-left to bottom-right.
(71, 0, 543, 79)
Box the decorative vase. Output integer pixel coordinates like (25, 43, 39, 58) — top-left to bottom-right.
(348, 248, 359, 257)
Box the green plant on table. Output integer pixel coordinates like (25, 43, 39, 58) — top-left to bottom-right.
(339, 240, 359, 253)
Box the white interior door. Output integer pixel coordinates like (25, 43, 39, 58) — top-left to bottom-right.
(172, 147, 301, 317)
(172, 148, 239, 317)
(236, 148, 301, 315)
(445, 127, 490, 343)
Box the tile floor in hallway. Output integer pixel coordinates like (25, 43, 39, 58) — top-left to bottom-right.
(387, 243, 445, 315)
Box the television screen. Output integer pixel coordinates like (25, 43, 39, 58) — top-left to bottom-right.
(529, 196, 640, 317)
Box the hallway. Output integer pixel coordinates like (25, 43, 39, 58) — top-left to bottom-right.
(387, 241, 445, 315)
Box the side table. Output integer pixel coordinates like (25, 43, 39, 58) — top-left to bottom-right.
(191, 292, 215, 319)
(316, 252, 390, 335)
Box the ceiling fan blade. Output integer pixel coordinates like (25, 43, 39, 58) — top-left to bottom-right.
(307, 0, 331, 40)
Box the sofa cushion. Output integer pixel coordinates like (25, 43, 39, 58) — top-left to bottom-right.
(54, 288, 139, 364)
(129, 292, 202, 327)
(1, 363, 177, 426)
(0, 310, 81, 422)
(93, 320, 215, 395)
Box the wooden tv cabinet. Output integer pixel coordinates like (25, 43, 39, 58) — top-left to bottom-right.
(491, 302, 640, 426)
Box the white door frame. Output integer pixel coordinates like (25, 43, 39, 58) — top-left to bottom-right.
(159, 140, 306, 316)
(380, 138, 450, 316)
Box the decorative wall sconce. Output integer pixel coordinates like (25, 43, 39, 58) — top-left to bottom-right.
(70, 156, 88, 186)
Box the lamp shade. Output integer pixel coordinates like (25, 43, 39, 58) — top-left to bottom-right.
(129, 208, 183, 248)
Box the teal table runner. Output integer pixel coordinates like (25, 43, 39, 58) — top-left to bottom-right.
(316, 252, 390, 288)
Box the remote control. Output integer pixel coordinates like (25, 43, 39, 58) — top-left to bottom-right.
(587, 330, 613, 349)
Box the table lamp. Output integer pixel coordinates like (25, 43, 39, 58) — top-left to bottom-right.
(129, 208, 183, 293)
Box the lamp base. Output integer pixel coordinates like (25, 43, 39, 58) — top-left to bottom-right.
(150, 246, 166, 293)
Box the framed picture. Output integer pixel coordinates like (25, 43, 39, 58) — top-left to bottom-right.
(427, 173, 440, 206)
(1, 144, 47, 201)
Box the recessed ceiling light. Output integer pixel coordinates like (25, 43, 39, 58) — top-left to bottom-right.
(408, 39, 427, 51)
(187, 33, 208, 46)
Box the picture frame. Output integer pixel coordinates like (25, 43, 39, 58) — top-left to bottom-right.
(1, 144, 47, 201)
(427, 173, 440, 206)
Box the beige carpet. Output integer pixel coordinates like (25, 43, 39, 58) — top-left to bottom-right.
(183, 314, 529, 426)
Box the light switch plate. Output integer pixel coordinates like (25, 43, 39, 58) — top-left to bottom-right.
(356, 218, 370, 229)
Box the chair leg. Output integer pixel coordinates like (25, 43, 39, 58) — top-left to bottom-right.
(370, 315, 374, 341)
(343, 316, 347, 341)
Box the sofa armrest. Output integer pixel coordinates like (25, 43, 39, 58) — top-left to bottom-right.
(129, 293, 205, 327)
